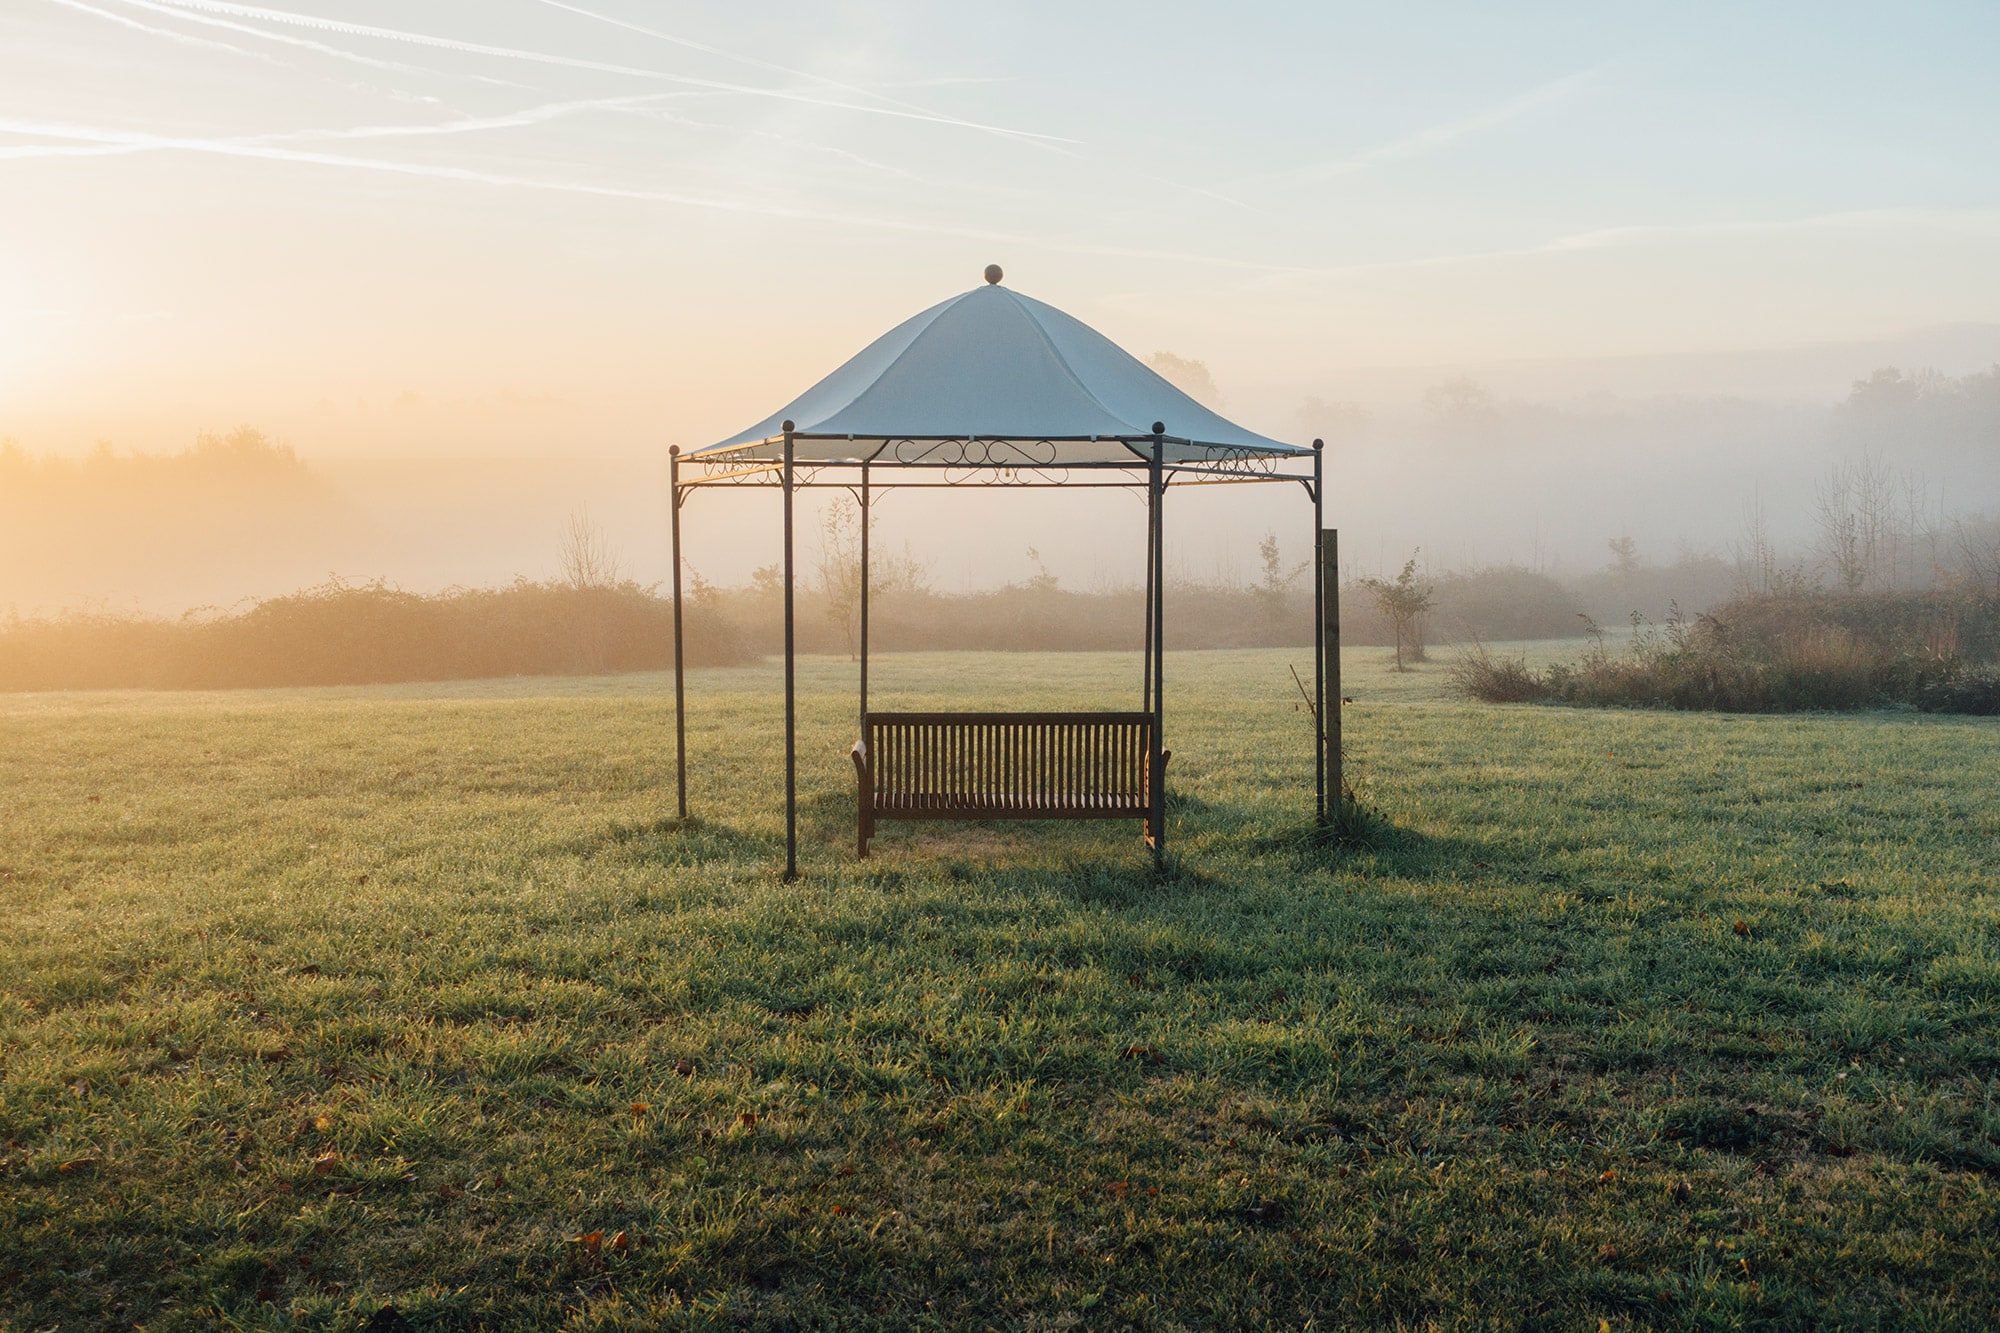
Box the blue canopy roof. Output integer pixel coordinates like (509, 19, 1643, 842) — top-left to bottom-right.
(694, 275, 1309, 467)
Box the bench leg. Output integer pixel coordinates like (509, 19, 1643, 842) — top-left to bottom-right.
(1146, 749, 1170, 870)
(851, 746, 871, 859)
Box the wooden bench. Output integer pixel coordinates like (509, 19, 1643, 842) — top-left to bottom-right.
(851, 711, 1167, 857)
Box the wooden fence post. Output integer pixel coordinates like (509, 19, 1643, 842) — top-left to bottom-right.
(1321, 527, 1342, 822)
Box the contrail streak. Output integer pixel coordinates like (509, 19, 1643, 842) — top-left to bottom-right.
(145, 0, 1075, 143)
(0, 90, 914, 179)
(0, 101, 680, 160)
(47, 0, 275, 63)
(268, 93, 689, 145)
(0, 139, 145, 161)
(1343, 69, 1599, 169)
(525, 0, 1058, 162)
(528, 0, 948, 118)
(109, 0, 523, 88)
(276, 96, 916, 178)
(1239, 68, 1604, 191)
(0, 116, 889, 217)
(0, 115, 1290, 273)
(524, 0, 1072, 161)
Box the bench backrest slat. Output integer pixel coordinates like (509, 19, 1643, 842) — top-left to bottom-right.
(864, 711, 1154, 810)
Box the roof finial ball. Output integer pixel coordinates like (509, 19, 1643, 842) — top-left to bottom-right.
(983, 263, 1004, 285)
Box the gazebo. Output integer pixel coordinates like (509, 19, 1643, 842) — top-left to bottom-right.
(670, 266, 1341, 879)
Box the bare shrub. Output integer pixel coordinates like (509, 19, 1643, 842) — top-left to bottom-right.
(1360, 555, 1435, 671)
(813, 499, 930, 659)
(557, 506, 621, 591)
(555, 508, 625, 672)
(1448, 643, 1550, 703)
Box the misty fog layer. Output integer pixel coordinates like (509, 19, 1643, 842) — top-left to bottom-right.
(3, 354, 1995, 620)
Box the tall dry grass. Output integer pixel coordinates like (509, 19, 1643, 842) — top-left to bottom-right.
(1452, 589, 2000, 714)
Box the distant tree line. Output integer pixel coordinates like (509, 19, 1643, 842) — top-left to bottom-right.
(0, 578, 745, 692)
(21, 504, 1992, 692)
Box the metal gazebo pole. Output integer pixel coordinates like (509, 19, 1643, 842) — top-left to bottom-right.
(1323, 524, 1342, 825)
(669, 445, 687, 821)
(1149, 425, 1166, 872)
(782, 421, 798, 882)
(1141, 455, 1155, 715)
(1312, 439, 1324, 824)
(859, 458, 870, 729)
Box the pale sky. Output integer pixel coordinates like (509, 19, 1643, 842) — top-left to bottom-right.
(4, 0, 2000, 461)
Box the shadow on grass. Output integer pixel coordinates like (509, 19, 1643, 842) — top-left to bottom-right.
(599, 787, 1543, 897)
(798, 785, 1183, 873)
(1250, 806, 1542, 885)
(560, 814, 770, 865)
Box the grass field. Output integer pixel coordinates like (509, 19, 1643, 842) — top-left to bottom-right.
(3, 646, 1997, 1330)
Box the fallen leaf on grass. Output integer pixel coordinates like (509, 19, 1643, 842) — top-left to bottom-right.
(310, 1151, 340, 1176)
(1733, 920, 1750, 936)
(57, 1156, 98, 1173)
(609, 1229, 630, 1253)
(629, 1102, 650, 1120)
(829, 1205, 852, 1216)
(1107, 1181, 1129, 1196)
(1597, 1169, 1617, 1185)
(738, 1112, 758, 1128)
(571, 1230, 603, 1256)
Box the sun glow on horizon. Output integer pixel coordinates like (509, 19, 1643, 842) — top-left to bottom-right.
(2, 1, 1998, 612)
